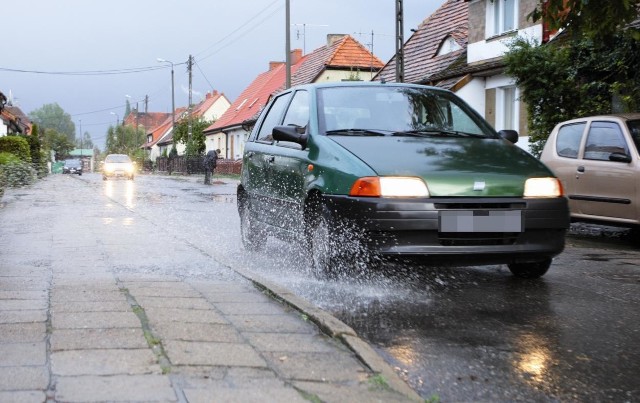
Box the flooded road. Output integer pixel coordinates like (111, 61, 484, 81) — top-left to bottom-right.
(60, 174, 640, 401)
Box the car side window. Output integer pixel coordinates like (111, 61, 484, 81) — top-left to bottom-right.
(256, 93, 291, 142)
(282, 90, 309, 129)
(584, 121, 629, 161)
(555, 123, 585, 158)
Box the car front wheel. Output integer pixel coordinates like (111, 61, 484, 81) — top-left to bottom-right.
(238, 194, 264, 252)
(507, 258, 552, 279)
(306, 203, 349, 279)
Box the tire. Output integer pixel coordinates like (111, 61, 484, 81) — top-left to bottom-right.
(507, 258, 552, 279)
(306, 203, 347, 278)
(102, 176, 107, 181)
(238, 195, 265, 252)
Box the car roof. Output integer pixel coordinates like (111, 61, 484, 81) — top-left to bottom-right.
(559, 113, 640, 125)
(285, 81, 445, 93)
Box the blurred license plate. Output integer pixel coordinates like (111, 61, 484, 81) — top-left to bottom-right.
(439, 210, 522, 233)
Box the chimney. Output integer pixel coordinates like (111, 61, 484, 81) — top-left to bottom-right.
(290, 49, 303, 64)
(327, 34, 347, 46)
(205, 92, 211, 99)
(269, 61, 285, 70)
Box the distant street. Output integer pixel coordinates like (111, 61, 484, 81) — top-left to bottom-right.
(3, 173, 639, 402)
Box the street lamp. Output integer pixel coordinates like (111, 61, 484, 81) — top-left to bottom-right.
(157, 58, 176, 138)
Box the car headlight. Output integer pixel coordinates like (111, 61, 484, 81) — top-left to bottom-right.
(350, 176, 430, 197)
(126, 165, 134, 173)
(524, 177, 563, 197)
(105, 165, 114, 173)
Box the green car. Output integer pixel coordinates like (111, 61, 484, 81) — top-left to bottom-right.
(237, 82, 569, 278)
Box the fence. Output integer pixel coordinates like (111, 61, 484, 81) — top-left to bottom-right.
(155, 156, 242, 175)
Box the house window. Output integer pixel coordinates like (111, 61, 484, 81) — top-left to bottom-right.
(496, 86, 518, 131)
(488, 0, 517, 37)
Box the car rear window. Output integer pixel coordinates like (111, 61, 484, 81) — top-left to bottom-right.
(555, 123, 585, 158)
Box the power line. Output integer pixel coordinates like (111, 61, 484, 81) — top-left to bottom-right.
(0, 65, 170, 76)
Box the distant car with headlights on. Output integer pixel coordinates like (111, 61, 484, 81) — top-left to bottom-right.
(62, 159, 83, 175)
(102, 154, 134, 180)
(237, 82, 570, 279)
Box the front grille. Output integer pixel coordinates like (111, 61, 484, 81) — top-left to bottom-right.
(438, 232, 519, 246)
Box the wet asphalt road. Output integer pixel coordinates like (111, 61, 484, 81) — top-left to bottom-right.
(21, 173, 640, 402)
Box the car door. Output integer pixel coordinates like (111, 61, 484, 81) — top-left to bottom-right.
(268, 89, 311, 234)
(243, 91, 292, 227)
(545, 121, 587, 215)
(574, 120, 637, 221)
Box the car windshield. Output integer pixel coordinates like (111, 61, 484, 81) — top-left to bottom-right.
(64, 160, 80, 167)
(626, 119, 640, 153)
(105, 155, 131, 163)
(318, 86, 496, 137)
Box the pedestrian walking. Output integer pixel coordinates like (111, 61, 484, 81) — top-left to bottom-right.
(203, 149, 219, 185)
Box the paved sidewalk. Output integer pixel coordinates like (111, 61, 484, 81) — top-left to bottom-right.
(0, 175, 419, 402)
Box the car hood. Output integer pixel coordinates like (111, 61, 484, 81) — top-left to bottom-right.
(329, 136, 554, 197)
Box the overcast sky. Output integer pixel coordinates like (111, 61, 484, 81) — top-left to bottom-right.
(1, 0, 442, 146)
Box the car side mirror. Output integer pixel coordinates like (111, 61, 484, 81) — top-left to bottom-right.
(609, 152, 632, 163)
(273, 125, 308, 149)
(498, 129, 519, 144)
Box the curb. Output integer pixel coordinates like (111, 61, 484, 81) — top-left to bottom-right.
(232, 267, 423, 402)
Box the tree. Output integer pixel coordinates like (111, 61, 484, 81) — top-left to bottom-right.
(529, 0, 640, 40)
(172, 116, 212, 156)
(504, 34, 640, 156)
(104, 124, 145, 159)
(42, 128, 75, 160)
(76, 132, 94, 149)
(28, 103, 76, 142)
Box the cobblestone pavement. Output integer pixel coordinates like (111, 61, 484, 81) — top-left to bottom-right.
(0, 175, 419, 402)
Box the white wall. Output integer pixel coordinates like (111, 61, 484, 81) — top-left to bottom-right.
(467, 25, 542, 64)
(455, 78, 486, 118)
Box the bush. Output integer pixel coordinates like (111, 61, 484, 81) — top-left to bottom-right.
(0, 159, 37, 188)
(0, 136, 31, 162)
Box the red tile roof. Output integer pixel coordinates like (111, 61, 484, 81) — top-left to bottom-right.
(189, 90, 228, 118)
(375, 0, 468, 84)
(292, 35, 384, 86)
(207, 35, 382, 133)
(124, 111, 170, 131)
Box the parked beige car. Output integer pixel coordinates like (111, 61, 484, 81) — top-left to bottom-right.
(541, 114, 640, 229)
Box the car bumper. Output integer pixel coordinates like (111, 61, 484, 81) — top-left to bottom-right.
(322, 195, 569, 264)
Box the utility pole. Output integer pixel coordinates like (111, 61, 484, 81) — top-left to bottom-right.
(285, 0, 291, 89)
(395, 0, 405, 83)
(187, 55, 193, 144)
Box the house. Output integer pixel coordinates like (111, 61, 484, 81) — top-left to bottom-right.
(153, 91, 230, 158)
(376, 0, 549, 141)
(68, 148, 95, 172)
(0, 100, 32, 137)
(204, 34, 384, 160)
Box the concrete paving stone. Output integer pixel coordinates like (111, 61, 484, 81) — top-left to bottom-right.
(117, 274, 180, 282)
(0, 267, 50, 277)
(263, 351, 368, 383)
(50, 299, 131, 313)
(0, 366, 49, 391)
(55, 375, 177, 402)
(135, 296, 212, 309)
(226, 314, 316, 334)
(0, 390, 46, 403)
(50, 328, 148, 351)
(0, 290, 47, 300)
(0, 299, 48, 310)
(0, 309, 47, 324)
(189, 283, 256, 295)
(51, 349, 162, 376)
(164, 340, 267, 367)
(183, 385, 307, 403)
(295, 380, 416, 403)
(201, 291, 272, 303)
(144, 307, 228, 325)
(215, 302, 292, 316)
(0, 323, 46, 343)
(173, 367, 277, 387)
(50, 289, 123, 302)
(244, 333, 338, 353)
(126, 286, 202, 298)
(152, 322, 242, 343)
(52, 311, 140, 329)
(0, 279, 49, 291)
(0, 342, 47, 366)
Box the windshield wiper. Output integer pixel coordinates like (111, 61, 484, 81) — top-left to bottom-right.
(325, 128, 386, 136)
(393, 129, 486, 138)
